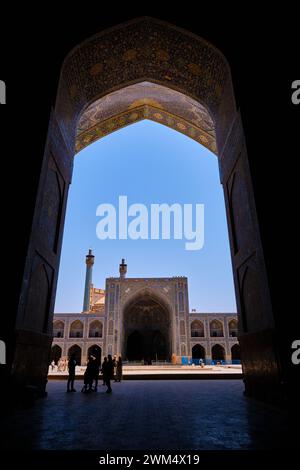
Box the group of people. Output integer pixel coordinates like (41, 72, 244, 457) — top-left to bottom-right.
(67, 353, 122, 394)
(50, 358, 68, 372)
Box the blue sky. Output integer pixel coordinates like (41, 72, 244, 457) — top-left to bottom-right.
(55, 120, 236, 313)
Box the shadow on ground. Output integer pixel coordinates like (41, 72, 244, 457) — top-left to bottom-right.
(1, 380, 290, 450)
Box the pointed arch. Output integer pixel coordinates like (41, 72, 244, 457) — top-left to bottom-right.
(12, 16, 278, 404)
(191, 320, 204, 337)
(69, 320, 84, 338)
(53, 320, 65, 338)
(88, 320, 103, 338)
(50, 345, 62, 364)
(192, 344, 206, 360)
(211, 344, 225, 361)
(209, 319, 224, 337)
(228, 319, 238, 337)
(231, 343, 241, 362)
(68, 344, 82, 365)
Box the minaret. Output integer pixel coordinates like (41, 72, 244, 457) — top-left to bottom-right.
(83, 249, 95, 312)
(119, 258, 127, 279)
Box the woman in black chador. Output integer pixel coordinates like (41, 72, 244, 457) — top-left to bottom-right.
(82, 355, 97, 393)
(101, 357, 107, 386)
(102, 354, 114, 393)
(115, 356, 123, 382)
(67, 353, 77, 392)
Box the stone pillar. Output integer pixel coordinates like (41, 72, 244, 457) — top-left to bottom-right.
(225, 338, 230, 364)
(82, 343, 88, 365)
(83, 249, 94, 312)
(219, 112, 280, 402)
(224, 317, 230, 338)
(206, 348, 212, 365)
(64, 316, 70, 342)
(62, 342, 67, 360)
(13, 111, 73, 396)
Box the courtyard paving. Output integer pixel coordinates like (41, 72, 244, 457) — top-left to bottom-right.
(2, 380, 289, 451)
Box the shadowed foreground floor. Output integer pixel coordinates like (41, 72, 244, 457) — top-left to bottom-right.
(2, 380, 289, 450)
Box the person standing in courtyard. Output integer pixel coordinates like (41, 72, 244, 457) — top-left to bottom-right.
(67, 353, 77, 392)
(101, 356, 107, 385)
(103, 354, 114, 393)
(113, 354, 117, 376)
(115, 356, 123, 382)
(81, 354, 96, 393)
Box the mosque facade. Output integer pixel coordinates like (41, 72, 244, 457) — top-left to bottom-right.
(51, 251, 240, 366)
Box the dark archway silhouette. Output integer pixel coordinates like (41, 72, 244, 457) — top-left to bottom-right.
(12, 17, 280, 403)
(127, 331, 143, 361)
(50, 345, 62, 364)
(231, 343, 241, 362)
(123, 292, 171, 361)
(212, 344, 225, 361)
(127, 329, 167, 362)
(87, 344, 102, 363)
(152, 330, 167, 361)
(192, 344, 206, 360)
(68, 345, 82, 366)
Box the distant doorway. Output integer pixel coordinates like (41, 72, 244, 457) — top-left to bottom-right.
(50, 345, 62, 364)
(87, 345, 102, 364)
(126, 329, 168, 362)
(127, 331, 143, 361)
(192, 344, 206, 360)
(212, 344, 225, 362)
(231, 343, 241, 363)
(124, 295, 171, 361)
(68, 344, 82, 366)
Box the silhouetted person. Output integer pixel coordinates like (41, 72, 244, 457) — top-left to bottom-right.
(115, 356, 123, 382)
(82, 355, 96, 393)
(103, 354, 114, 393)
(113, 354, 117, 376)
(101, 357, 107, 385)
(67, 353, 77, 392)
